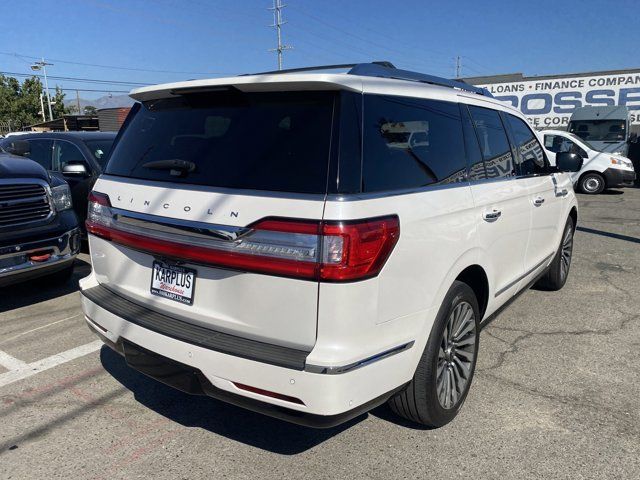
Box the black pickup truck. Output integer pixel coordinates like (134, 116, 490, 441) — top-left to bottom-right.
(0, 152, 81, 287)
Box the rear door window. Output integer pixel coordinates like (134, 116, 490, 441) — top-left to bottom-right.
(84, 139, 114, 169)
(361, 94, 467, 192)
(468, 106, 515, 179)
(53, 141, 87, 172)
(105, 91, 336, 194)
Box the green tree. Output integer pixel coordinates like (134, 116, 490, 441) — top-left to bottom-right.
(51, 86, 68, 119)
(0, 75, 70, 129)
(83, 105, 97, 115)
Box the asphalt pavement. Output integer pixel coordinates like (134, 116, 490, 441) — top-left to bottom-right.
(1, 188, 639, 479)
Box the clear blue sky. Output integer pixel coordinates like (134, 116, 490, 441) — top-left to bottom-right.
(1, 0, 638, 99)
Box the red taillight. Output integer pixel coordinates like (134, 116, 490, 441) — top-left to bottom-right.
(86, 191, 400, 282)
(319, 217, 400, 281)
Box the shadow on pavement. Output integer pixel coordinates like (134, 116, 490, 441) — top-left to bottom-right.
(99, 347, 362, 455)
(0, 258, 91, 314)
(576, 226, 640, 245)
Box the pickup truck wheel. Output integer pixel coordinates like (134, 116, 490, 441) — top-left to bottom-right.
(579, 173, 605, 194)
(535, 216, 574, 291)
(388, 281, 479, 428)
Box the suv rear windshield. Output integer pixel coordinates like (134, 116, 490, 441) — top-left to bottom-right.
(105, 91, 336, 194)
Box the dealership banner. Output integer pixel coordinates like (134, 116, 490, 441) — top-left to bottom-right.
(475, 70, 640, 128)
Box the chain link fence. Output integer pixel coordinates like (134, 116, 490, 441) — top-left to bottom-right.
(0, 120, 26, 135)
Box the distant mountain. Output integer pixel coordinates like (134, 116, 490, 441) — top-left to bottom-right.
(64, 94, 135, 113)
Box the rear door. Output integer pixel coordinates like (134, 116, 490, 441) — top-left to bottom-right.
(465, 104, 531, 301)
(88, 90, 337, 350)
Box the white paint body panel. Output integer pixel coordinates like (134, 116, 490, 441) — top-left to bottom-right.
(543, 129, 635, 183)
(81, 72, 579, 418)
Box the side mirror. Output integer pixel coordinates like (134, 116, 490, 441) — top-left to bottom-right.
(62, 163, 89, 177)
(7, 140, 30, 157)
(629, 132, 638, 144)
(556, 152, 583, 172)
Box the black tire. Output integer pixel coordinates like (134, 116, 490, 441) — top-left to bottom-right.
(579, 172, 605, 194)
(535, 216, 574, 291)
(388, 281, 479, 428)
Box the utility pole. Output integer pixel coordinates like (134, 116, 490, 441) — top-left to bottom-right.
(31, 58, 54, 121)
(455, 56, 461, 79)
(76, 90, 82, 115)
(38, 93, 46, 121)
(269, 0, 292, 70)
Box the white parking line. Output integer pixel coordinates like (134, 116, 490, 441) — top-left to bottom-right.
(0, 314, 81, 346)
(0, 350, 27, 370)
(0, 340, 103, 388)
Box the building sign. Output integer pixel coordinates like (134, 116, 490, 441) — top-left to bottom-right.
(476, 70, 640, 129)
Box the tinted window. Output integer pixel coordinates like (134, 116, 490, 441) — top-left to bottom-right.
(84, 139, 115, 169)
(568, 120, 626, 141)
(506, 114, 549, 176)
(106, 91, 335, 194)
(53, 141, 86, 172)
(333, 91, 362, 194)
(362, 95, 466, 192)
(460, 105, 486, 181)
(544, 134, 587, 157)
(24, 139, 53, 170)
(468, 106, 515, 179)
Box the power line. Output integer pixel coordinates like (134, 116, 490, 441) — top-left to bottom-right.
(286, 4, 453, 70)
(0, 51, 231, 76)
(0, 71, 149, 87)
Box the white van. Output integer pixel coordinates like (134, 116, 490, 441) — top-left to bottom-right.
(80, 62, 581, 428)
(543, 129, 636, 194)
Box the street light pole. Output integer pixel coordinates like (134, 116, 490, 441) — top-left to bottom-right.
(31, 58, 54, 121)
(39, 93, 46, 121)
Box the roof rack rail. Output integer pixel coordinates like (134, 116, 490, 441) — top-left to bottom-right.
(245, 61, 492, 97)
(348, 63, 493, 97)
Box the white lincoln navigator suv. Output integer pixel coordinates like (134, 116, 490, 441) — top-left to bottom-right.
(80, 62, 582, 428)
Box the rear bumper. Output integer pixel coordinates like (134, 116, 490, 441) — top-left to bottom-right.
(603, 167, 636, 188)
(79, 281, 417, 427)
(0, 228, 81, 287)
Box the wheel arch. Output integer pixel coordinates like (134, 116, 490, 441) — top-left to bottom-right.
(568, 206, 578, 232)
(455, 265, 489, 320)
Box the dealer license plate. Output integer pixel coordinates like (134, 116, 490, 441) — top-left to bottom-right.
(150, 261, 196, 305)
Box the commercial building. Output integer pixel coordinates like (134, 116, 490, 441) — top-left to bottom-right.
(465, 68, 640, 132)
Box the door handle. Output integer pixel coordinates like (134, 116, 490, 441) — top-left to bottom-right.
(556, 189, 568, 197)
(483, 209, 502, 222)
(533, 197, 545, 206)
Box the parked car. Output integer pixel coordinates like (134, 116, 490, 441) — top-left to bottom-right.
(0, 152, 80, 287)
(79, 62, 581, 428)
(543, 129, 636, 194)
(0, 131, 117, 228)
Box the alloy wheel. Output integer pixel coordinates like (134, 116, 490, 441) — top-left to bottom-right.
(437, 301, 476, 409)
(560, 226, 573, 281)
